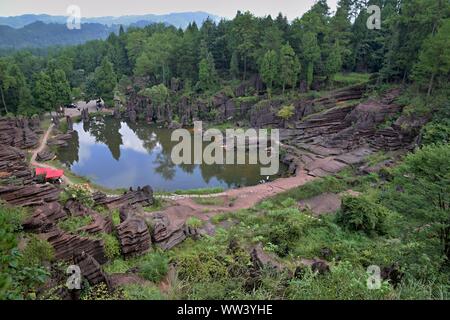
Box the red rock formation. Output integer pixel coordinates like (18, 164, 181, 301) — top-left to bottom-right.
(73, 251, 111, 287)
(115, 206, 151, 258)
(96, 185, 154, 209)
(41, 226, 107, 264)
(0, 183, 60, 207)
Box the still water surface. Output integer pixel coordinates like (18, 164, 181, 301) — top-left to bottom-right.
(57, 117, 283, 191)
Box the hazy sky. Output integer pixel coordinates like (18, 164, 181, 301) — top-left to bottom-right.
(0, 0, 338, 20)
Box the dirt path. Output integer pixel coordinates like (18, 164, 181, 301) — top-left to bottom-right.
(30, 123, 73, 185)
(148, 169, 318, 229)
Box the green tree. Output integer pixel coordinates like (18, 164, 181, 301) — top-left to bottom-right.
(395, 144, 450, 260)
(260, 50, 278, 97)
(198, 49, 219, 92)
(33, 71, 55, 112)
(93, 57, 117, 106)
(413, 19, 450, 96)
(229, 51, 239, 79)
(301, 32, 321, 89)
(134, 30, 180, 85)
(279, 43, 300, 94)
(229, 11, 258, 80)
(51, 69, 71, 108)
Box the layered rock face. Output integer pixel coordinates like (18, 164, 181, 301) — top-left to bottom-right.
(0, 184, 61, 206)
(41, 226, 108, 264)
(0, 144, 34, 185)
(95, 185, 154, 209)
(0, 117, 39, 149)
(116, 206, 151, 257)
(73, 251, 111, 287)
(280, 88, 423, 177)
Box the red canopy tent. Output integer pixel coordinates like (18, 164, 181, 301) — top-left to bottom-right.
(35, 167, 64, 180)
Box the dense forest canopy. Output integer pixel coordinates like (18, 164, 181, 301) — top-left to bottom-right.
(0, 0, 449, 115)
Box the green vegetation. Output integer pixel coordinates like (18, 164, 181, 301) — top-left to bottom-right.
(57, 215, 93, 234)
(192, 196, 225, 206)
(138, 252, 169, 282)
(100, 233, 121, 260)
(122, 284, 165, 300)
(337, 195, 393, 236)
(2, 1, 447, 117)
(186, 217, 205, 229)
(0, 203, 49, 299)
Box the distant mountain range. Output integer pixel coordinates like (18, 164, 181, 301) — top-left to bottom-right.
(0, 12, 220, 49)
(0, 12, 219, 29)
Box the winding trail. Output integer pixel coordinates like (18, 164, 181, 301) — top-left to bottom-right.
(148, 170, 318, 229)
(30, 123, 73, 185)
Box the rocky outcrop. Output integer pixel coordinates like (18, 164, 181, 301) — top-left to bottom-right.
(81, 108, 89, 122)
(0, 144, 33, 184)
(41, 226, 107, 264)
(23, 202, 67, 232)
(116, 207, 151, 258)
(294, 258, 330, 278)
(0, 183, 60, 207)
(78, 213, 113, 234)
(64, 199, 96, 217)
(148, 212, 188, 250)
(36, 148, 55, 161)
(96, 185, 154, 209)
(250, 243, 286, 272)
(73, 251, 111, 287)
(0, 117, 39, 149)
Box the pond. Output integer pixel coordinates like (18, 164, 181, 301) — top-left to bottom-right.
(57, 117, 285, 191)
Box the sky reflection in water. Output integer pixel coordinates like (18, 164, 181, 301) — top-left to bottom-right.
(57, 117, 281, 191)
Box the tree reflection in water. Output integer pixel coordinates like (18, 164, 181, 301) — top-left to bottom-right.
(56, 116, 284, 190)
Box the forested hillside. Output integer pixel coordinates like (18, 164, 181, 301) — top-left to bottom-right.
(0, 0, 449, 116)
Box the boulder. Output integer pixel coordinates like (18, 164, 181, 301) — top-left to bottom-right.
(149, 212, 187, 250)
(36, 149, 55, 162)
(116, 209, 151, 258)
(22, 202, 67, 232)
(73, 251, 111, 287)
(250, 243, 285, 272)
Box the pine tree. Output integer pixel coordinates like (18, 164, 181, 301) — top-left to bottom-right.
(279, 43, 300, 94)
(93, 57, 117, 106)
(413, 19, 450, 96)
(260, 50, 278, 97)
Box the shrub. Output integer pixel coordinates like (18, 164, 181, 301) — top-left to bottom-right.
(286, 261, 393, 300)
(122, 284, 164, 300)
(0, 204, 49, 300)
(277, 104, 295, 120)
(103, 258, 130, 274)
(421, 120, 450, 145)
(80, 282, 122, 300)
(57, 215, 93, 233)
(138, 252, 169, 282)
(257, 207, 316, 256)
(186, 217, 204, 229)
(337, 195, 392, 235)
(21, 235, 55, 267)
(101, 233, 121, 260)
(63, 184, 94, 207)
